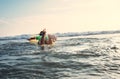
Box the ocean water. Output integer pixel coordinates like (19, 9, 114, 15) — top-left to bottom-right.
(0, 31, 120, 79)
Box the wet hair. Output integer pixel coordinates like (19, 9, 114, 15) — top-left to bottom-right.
(39, 31, 46, 36)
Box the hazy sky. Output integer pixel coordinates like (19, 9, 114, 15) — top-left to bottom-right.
(0, 0, 120, 36)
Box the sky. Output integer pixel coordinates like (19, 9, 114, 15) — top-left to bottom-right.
(0, 0, 120, 36)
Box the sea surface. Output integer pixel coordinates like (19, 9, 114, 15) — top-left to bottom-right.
(0, 31, 120, 79)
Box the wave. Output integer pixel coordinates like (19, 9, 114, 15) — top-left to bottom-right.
(0, 30, 120, 41)
(0, 31, 120, 79)
(55, 30, 120, 37)
(0, 34, 30, 40)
